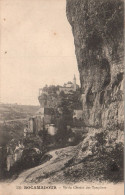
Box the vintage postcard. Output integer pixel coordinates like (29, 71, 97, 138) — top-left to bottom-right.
(0, 0, 124, 195)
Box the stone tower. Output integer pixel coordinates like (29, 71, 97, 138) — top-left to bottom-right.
(73, 74, 76, 91)
(38, 93, 47, 107)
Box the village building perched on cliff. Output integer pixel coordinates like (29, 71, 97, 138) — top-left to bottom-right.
(59, 75, 79, 94)
(24, 75, 83, 137)
(39, 75, 79, 103)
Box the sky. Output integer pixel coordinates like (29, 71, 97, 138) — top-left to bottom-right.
(0, 0, 80, 105)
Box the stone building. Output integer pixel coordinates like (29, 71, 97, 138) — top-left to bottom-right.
(46, 124, 57, 136)
(38, 75, 79, 108)
(38, 93, 48, 107)
(59, 75, 79, 94)
(25, 107, 55, 135)
(36, 107, 54, 125)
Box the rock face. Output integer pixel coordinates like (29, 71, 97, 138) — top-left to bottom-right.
(66, 0, 124, 182)
(66, 0, 124, 131)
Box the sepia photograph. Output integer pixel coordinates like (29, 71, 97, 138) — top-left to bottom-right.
(0, 0, 124, 194)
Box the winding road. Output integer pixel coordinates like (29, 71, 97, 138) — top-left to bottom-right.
(12, 146, 78, 185)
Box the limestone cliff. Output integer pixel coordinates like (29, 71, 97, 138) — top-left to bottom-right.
(65, 0, 124, 182)
(66, 0, 124, 130)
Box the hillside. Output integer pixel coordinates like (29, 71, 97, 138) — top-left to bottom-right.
(0, 103, 39, 146)
(0, 103, 39, 121)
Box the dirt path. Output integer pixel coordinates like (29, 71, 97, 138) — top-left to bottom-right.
(12, 146, 77, 185)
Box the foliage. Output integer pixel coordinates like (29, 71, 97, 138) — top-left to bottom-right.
(23, 136, 43, 151)
(42, 85, 60, 94)
(58, 90, 82, 125)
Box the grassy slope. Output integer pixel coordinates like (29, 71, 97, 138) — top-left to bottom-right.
(0, 103, 39, 121)
(0, 103, 39, 145)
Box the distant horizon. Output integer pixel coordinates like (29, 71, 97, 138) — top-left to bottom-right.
(1, 75, 80, 106)
(0, 102, 40, 106)
(0, 74, 80, 106)
(1, 0, 79, 105)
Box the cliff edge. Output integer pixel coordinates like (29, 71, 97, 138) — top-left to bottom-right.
(65, 0, 124, 182)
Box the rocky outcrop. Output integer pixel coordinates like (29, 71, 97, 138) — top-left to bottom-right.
(66, 0, 124, 130)
(66, 0, 124, 182)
